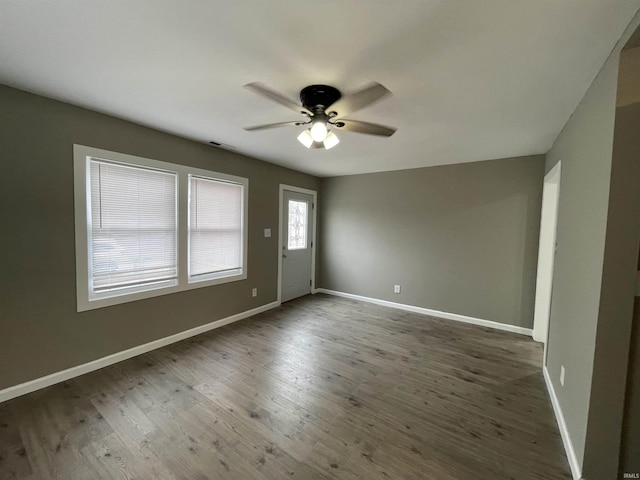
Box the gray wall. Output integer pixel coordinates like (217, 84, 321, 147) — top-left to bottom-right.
(318, 156, 545, 329)
(545, 40, 640, 478)
(622, 296, 640, 475)
(544, 51, 619, 472)
(583, 97, 640, 480)
(0, 85, 319, 390)
(616, 103, 640, 476)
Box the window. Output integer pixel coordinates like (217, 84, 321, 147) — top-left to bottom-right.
(189, 176, 244, 282)
(74, 145, 248, 311)
(287, 200, 308, 249)
(89, 160, 178, 294)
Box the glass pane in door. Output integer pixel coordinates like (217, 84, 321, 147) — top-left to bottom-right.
(287, 200, 308, 250)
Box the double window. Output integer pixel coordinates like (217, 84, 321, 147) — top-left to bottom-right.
(74, 145, 248, 311)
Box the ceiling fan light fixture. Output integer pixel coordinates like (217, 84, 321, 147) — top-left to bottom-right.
(244, 82, 396, 151)
(297, 129, 314, 148)
(310, 121, 328, 142)
(323, 131, 340, 150)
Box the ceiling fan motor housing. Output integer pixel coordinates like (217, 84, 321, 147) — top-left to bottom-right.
(300, 85, 341, 114)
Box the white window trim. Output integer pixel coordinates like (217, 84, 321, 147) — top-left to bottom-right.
(74, 144, 248, 312)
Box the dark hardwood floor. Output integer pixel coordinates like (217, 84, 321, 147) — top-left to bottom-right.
(0, 294, 571, 479)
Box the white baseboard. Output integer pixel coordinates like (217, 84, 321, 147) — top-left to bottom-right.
(0, 301, 280, 404)
(543, 366, 583, 480)
(314, 288, 533, 336)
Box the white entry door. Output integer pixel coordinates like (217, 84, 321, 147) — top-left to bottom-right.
(281, 190, 313, 303)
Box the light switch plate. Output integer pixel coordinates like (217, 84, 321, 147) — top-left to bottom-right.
(264, 228, 271, 238)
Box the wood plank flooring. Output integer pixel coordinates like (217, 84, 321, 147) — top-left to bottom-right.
(0, 294, 572, 479)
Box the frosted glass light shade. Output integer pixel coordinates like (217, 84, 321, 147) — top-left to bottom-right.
(323, 131, 340, 149)
(310, 121, 328, 142)
(297, 130, 313, 148)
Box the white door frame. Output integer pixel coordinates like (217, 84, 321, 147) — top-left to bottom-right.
(278, 184, 318, 304)
(533, 161, 561, 345)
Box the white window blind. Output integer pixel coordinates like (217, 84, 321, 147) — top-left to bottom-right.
(189, 176, 243, 280)
(89, 159, 177, 293)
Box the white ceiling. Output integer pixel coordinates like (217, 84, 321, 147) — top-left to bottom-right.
(1, 1, 639, 177)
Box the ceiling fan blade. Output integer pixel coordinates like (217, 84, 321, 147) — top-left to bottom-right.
(244, 82, 312, 115)
(244, 121, 305, 131)
(333, 119, 396, 137)
(326, 82, 391, 116)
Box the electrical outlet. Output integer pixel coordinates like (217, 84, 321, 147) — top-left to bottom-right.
(394, 285, 401, 294)
(560, 365, 565, 386)
(252, 288, 257, 297)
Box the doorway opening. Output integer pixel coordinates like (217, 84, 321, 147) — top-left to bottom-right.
(533, 161, 561, 347)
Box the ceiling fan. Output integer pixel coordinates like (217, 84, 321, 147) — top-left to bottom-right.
(243, 82, 396, 150)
